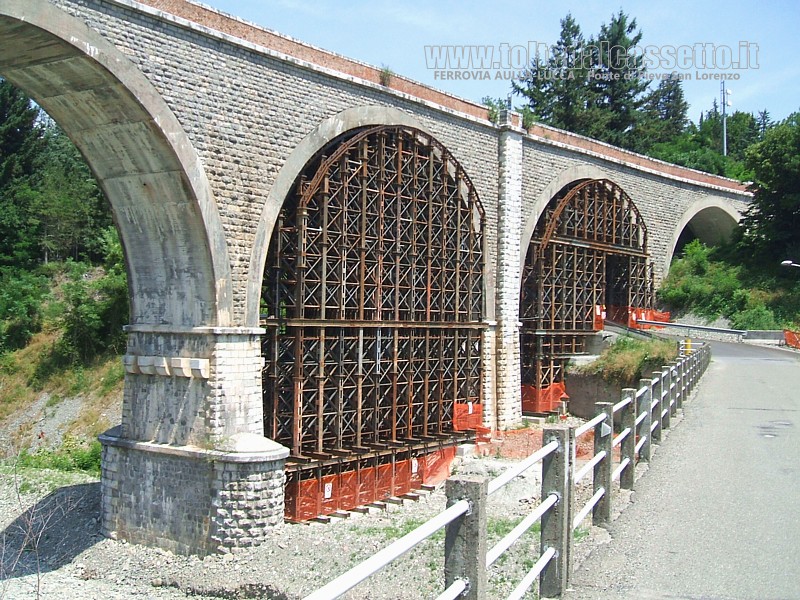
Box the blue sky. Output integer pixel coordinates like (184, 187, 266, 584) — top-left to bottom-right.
(202, 0, 800, 124)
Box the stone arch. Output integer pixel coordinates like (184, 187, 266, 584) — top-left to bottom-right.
(0, 0, 232, 327)
(261, 123, 486, 519)
(520, 164, 613, 271)
(519, 178, 655, 412)
(665, 197, 741, 270)
(246, 106, 427, 325)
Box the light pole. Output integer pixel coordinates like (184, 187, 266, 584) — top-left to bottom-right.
(781, 260, 800, 269)
(721, 81, 732, 156)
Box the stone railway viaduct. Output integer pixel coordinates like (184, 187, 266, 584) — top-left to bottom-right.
(0, 0, 750, 554)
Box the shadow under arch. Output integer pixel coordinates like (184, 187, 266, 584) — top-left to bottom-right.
(665, 198, 741, 271)
(245, 106, 428, 326)
(0, 0, 233, 327)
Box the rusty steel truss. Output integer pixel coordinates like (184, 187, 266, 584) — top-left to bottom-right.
(520, 179, 656, 394)
(261, 125, 485, 468)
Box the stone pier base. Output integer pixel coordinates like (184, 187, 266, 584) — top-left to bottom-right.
(99, 427, 288, 555)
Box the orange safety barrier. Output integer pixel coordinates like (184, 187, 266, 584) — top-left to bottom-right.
(521, 382, 569, 414)
(421, 446, 457, 487)
(453, 401, 483, 431)
(785, 330, 800, 349)
(284, 446, 458, 522)
(608, 306, 671, 329)
(593, 304, 607, 331)
(637, 308, 671, 330)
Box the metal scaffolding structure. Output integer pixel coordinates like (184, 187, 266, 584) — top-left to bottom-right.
(261, 126, 485, 486)
(520, 179, 656, 404)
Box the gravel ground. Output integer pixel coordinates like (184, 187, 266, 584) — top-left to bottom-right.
(0, 446, 617, 600)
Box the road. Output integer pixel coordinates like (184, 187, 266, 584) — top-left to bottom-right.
(563, 341, 800, 600)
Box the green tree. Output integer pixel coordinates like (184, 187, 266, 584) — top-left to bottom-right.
(541, 14, 594, 133)
(756, 109, 773, 139)
(481, 96, 508, 124)
(585, 10, 650, 148)
(633, 73, 689, 151)
(0, 79, 45, 266)
(32, 124, 109, 262)
(741, 112, 800, 262)
(0, 78, 43, 188)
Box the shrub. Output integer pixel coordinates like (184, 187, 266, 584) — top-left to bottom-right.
(0, 268, 48, 352)
(16, 437, 102, 476)
(577, 336, 678, 385)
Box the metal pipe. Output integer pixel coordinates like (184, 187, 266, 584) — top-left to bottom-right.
(613, 396, 631, 414)
(302, 499, 470, 600)
(488, 440, 559, 495)
(635, 411, 647, 427)
(574, 451, 607, 484)
(612, 427, 631, 449)
(573, 487, 605, 530)
(635, 435, 647, 454)
(486, 493, 558, 566)
(506, 547, 557, 600)
(434, 578, 468, 600)
(575, 413, 606, 438)
(612, 457, 631, 482)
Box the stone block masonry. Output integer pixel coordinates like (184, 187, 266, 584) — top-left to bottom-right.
(100, 428, 288, 555)
(0, 0, 751, 555)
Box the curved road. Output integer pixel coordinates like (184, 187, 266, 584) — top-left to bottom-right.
(563, 341, 800, 600)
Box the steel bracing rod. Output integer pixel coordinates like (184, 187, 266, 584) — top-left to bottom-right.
(263, 125, 485, 458)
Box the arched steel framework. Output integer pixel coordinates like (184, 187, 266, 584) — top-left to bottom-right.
(262, 125, 485, 471)
(520, 179, 655, 406)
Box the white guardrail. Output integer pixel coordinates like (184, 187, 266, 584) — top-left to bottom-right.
(302, 342, 712, 599)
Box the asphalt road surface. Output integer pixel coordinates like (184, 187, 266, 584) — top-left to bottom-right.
(563, 341, 800, 600)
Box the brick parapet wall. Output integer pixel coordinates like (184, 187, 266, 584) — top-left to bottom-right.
(126, 0, 747, 196)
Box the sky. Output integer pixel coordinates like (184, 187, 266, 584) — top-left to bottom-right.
(201, 0, 800, 124)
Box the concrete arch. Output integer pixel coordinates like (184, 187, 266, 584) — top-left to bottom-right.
(0, 0, 233, 327)
(520, 164, 614, 272)
(246, 105, 428, 325)
(664, 197, 741, 271)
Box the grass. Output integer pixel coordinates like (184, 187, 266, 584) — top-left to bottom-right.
(16, 437, 102, 476)
(0, 329, 124, 454)
(0, 462, 97, 496)
(574, 335, 678, 385)
(355, 516, 446, 543)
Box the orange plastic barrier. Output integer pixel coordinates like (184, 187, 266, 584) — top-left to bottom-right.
(608, 306, 671, 329)
(785, 330, 800, 349)
(453, 401, 483, 430)
(521, 382, 569, 414)
(593, 304, 607, 331)
(284, 446, 458, 522)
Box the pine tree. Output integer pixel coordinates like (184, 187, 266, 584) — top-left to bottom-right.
(742, 112, 800, 261)
(0, 78, 43, 188)
(586, 10, 650, 148)
(634, 73, 689, 152)
(756, 109, 773, 139)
